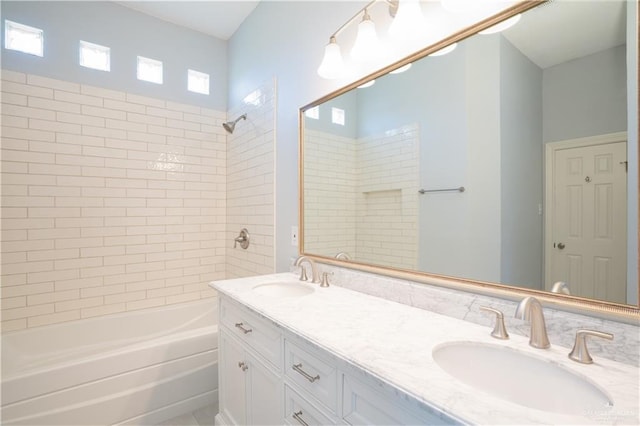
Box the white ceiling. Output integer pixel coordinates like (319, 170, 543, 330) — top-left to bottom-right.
(115, 1, 260, 40)
(503, 0, 626, 69)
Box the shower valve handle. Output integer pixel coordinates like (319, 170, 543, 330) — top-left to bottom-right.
(233, 228, 250, 249)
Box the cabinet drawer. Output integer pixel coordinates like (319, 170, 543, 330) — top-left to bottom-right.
(220, 298, 282, 369)
(285, 339, 338, 413)
(285, 385, 336, 426)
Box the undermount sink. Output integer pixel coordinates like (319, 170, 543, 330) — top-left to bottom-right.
(432, 341, 613, 415)
(251, 282, 315, 298)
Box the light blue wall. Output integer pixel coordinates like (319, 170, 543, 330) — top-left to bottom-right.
(0, 1, 227, 109)
(499, 37, 543, 289)
(228, 1, 366, 271)
(626, 0, 638, 304)
(303, 91, 358, 138)
(543, 45, 627, 143)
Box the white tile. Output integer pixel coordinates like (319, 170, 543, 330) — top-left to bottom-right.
(1, 71, 229, 329)
(27, 74, 80, 93)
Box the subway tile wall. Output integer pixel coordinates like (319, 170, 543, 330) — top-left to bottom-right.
(225, 80, 276, 278)
(303, 129, 357, 257)
(355, 124, 419, 270)
(0, 70, 226, 331)
(304, 125, 418, 268)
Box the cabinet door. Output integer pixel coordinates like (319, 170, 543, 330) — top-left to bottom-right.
(342, 374, 453, 425)
(247, 351, 283, 425)
(219, 330, 247, 425)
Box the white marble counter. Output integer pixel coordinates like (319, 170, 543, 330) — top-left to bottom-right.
(211, 273, 640, 425)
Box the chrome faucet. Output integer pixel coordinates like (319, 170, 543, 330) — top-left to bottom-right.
(294, 255, 319, 283)
(514, 296, 550, 349)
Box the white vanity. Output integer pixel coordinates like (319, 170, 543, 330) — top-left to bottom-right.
(211, 273, 639, 425)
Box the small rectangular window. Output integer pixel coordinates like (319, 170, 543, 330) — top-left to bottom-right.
(4, 20, 43, 57)
(305, 106, 320, 120)
(137, 56, 163, 84)
(187, 69, 209, 95)
(331, 107, 345, 126)
(79, 40, 110, 71)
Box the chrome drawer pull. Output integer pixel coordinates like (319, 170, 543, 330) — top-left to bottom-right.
(292, 410, 309, 426)
(292, 363, 320, 383)
(234, 322, 252, 334)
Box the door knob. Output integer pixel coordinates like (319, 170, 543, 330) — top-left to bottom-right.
(557, 242, 565, 250)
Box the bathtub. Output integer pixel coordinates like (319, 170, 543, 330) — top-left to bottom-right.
(1, 299, 218, 425)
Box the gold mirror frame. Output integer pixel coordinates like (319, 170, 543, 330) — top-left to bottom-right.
(299, 0, 639, 324)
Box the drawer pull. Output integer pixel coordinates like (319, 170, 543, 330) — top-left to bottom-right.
(292, 410, 309, 426)
(238, 361, 248, 371)
(235, 322, 253, 334)
(292, 363, 320, 383)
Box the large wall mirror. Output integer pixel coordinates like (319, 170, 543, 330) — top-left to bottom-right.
(300, 0, 639, 318)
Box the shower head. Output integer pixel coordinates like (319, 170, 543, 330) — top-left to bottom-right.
(222, 113, 247, 134)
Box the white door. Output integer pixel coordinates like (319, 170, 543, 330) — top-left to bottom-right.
(547, 135, 627, 303)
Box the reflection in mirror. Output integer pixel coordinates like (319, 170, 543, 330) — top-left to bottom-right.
(301, 0, 637, 308)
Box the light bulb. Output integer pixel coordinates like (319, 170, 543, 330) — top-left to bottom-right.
(317, 37, 345, 79)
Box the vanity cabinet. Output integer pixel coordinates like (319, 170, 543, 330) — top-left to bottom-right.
(217, 296, 454, 426)
(217, 299, 283, 425)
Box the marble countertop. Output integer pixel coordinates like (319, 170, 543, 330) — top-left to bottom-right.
(211, 272, 639, 425)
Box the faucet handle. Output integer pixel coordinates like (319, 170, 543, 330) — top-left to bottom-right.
(320, 272, 332, 288)
(479, 306, 509, 340)
(568, 329, 614, 364)
(298, 266, 309, 281)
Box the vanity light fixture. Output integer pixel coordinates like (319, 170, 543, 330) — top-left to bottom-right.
(317, 0, 426, 80)
(317, 1, 522, 80)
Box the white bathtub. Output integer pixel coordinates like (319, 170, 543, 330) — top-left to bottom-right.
(1, 299, 218, 425)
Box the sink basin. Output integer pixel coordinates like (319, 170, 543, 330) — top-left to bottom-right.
(251, 282, 314, 298)
(432, 341, 612, 415)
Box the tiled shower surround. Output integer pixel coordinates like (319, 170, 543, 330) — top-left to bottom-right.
(0, 70, 228, 331)
(304, 125, 419, 269)
(226, 80, 276, 279)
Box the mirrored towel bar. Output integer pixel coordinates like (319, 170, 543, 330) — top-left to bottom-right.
(419, 186, 465, 194)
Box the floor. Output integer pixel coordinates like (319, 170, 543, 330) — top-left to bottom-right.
(157, 404, 217, 426)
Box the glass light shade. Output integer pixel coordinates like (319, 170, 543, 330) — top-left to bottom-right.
(479, 14, 522, 35)
(389, 0, 427, 41)
(317, 38, 345, 79)
(351, 18, 379, 63)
